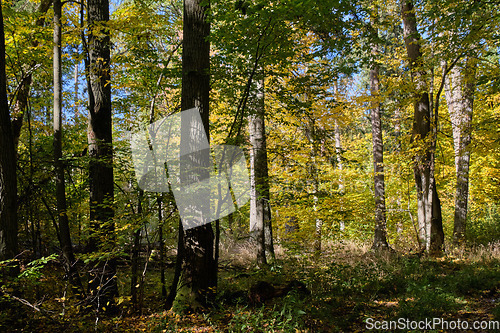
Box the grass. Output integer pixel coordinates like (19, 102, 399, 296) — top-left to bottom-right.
(2, 240, 500, 332)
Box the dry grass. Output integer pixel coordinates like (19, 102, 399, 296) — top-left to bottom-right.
(446, 240, 500, 262)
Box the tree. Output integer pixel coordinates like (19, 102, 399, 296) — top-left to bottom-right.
(174, 0, 216, 309)
(370, 6, 389, 250)
(87, 0, 118, 307)
(53, 0, 83, 294)
(0, 0, 18, 262)
(249, 75, 271, 265)
(444, 58, 476, 244)
(11, 0, 51, 151)
(401, 0, 444, 254)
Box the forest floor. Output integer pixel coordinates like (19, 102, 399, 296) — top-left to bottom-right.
(2, 240, 500, 332)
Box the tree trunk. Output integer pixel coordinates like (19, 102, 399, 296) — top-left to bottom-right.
(333, 80, 345, 232)
(53, 0, 83, 295)
(370, 29, 389, 250)
(401, 0, 444, 254)
(303, 114, 322, 256)
(444, 58, 476, 245)
(165, 221, 183, 310)
(0, 0, 18, 262)
(249, 76, 270, 266)
(174, 0, 216, 309)
(130, 191, 142, 313)
(87, 0, 118, 308)
(158, 195, 166, 299)
(11, 0, 51, 151)
(313, 176, 322, 256)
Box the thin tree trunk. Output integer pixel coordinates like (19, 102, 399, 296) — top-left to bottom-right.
(0, 0, 18, 263)
(401, 0, 444, 254)
(53, 0, 84, 295)
(369, 14, 389, 250)
(165, 221, 183, 310)
(131, 190, 142, 313)
(333, 80, 345, 232)
(313, 175, 322, 256)
(158, 195, 166, 299)
(174, 0, 216, 309)
(87, 0, 118, 308)
(444, 58, 476, 244)
(11, 0, 51, 151)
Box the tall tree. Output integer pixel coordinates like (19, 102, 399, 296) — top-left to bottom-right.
(333, 80, 345, 232)
(249, 75, 272, 265)
(370, 8, 389, 250)
(11, 0, 51, 151)
(0, 0, 18, 262)
(401, 0, 444, 254)
(174, 0, 216, 309)
(87, 0, 118, 306)
(444, 58, 476, 244)
(53, 0, 83, 294)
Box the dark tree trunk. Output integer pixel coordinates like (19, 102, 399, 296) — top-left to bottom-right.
(174, 0, 216, 309)
(401, 0, 444, 254)
(369, 15, 389, 250)
(87, 0, 118, 308)
(53, 0, 83, 295)
(0, 0, 18, 262)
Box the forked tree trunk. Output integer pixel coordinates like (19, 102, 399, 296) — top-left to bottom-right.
(401, 0, 444, 254)
(53, 0, 83, 295)
(370, 24, 389, 250)
(87, 0, 118, 308)
(444, 58, 476, 244)
(174, 0, 216, 309)
(0, 0, 18, 262)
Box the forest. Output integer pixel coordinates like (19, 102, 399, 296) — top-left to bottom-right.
(0, 0, 500, 331)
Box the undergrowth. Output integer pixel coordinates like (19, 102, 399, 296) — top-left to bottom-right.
(1, 241, 499, 332)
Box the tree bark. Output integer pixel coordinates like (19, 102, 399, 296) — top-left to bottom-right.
(401, 0, 444, 254)
(444, 58, 476, 245)
(370, 27, 389, 250)
(158, 195, 166, 299)
(130, 191, 142, 313)
(174, 0, 216, 309)
(0, 0, 18, 262)
(333, 80, 345, 232)
(87, 0, 118, 308)
(249, 76, 271, 265)
(53, 0, 83, 295)
(11, 0, 51, 151)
